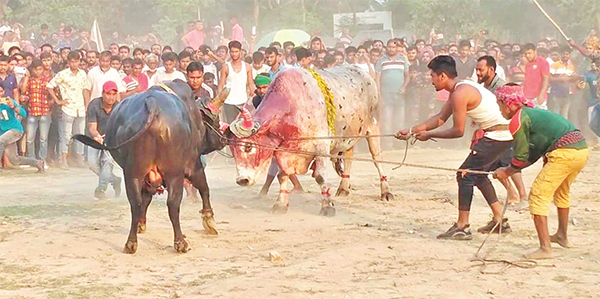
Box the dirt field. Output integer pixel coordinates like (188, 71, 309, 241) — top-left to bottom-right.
(1, 145, 599, 299)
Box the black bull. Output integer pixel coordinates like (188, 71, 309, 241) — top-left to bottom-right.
(74, 80, 227, 254)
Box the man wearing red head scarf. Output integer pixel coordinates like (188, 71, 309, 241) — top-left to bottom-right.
(493, 84, 588, 260)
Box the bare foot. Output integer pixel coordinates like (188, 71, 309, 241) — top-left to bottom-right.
(524, 248, 554, 259)
(506, 195, 519, 206)
(509, 200, 529, 212)
(550, 233, 573, 248)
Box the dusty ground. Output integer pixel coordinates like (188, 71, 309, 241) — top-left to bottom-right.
(1, 144, 599, 299)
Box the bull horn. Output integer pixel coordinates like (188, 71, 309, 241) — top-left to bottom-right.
(240, 108, 254, 129)
(206, 87, 231, 114)
(219, 121, 230, 132)
(229, 108, 260, 138)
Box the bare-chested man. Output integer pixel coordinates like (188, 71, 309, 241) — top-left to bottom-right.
(396, 55, 513, 240)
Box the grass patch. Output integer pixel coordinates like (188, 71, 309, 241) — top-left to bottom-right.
(186, 268, 245, 287)
(0, 262, 39, 290)
(0, 201, 127, 219)
(47, 283, 124, 299)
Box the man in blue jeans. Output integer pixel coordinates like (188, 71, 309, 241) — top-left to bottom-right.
(86, 81, 121, 199)
(47, 51, 87, 169)
(0, 87, 44, 173)
(375, 39, 410, 149)
(21, 59, 52, 162)
(584, 62, 600, 136)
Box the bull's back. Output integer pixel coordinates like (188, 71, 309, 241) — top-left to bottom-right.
(105, 90, 197, 167)
(317, 66, 380, 129)
(318, 66, 379, 122)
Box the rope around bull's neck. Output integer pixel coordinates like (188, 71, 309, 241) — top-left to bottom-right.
(204, 120, 492, 176)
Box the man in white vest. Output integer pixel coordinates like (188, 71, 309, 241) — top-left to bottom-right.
(396, 55, 513, 240)
(217, 41, 254, 123)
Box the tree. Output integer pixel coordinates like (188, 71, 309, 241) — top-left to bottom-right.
(1, 0, 597, 48)
(383, 0, 599, 44)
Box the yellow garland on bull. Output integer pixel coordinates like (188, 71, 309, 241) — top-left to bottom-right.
(309, 69, 336, 136)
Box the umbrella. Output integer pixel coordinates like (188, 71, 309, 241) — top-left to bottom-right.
(256, 29, 311, 48)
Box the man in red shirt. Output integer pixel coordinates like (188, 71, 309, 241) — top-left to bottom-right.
(523, 43, 550, 109)
(122, 59, 149, 97)
(22, 59, 51, 161)
(181, 20, 206, 50)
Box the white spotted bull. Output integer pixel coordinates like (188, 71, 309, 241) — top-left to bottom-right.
(229, 66, 393, 216)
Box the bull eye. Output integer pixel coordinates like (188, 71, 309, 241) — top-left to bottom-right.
(244, 142, 254, 153)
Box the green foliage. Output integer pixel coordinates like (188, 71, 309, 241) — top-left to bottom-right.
(386, 0, 599, 43)
(1, 0, 598, 46)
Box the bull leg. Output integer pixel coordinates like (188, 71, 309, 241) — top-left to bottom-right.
(335, 148, 354, 197)
(165, 176, 190, 253)
(124, 175, 144, 254)
(188, 166, 218, 235)
(366, 126, 394, 201)
(313, 156, 336, 216)
(272, 175, 290, 214)
(137, 190, 153, 233)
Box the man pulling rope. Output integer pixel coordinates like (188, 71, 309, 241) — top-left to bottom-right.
(493, 84, 588, 259)
(396, 55, 513, 241)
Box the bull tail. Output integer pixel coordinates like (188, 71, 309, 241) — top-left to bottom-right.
(72, 135, 108, 150)
(72, 99, 159, 151)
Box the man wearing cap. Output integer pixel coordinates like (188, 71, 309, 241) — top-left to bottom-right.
(252, 74, 270, 108)
(85, 81, 122, 199)
(493, 84, 588, 259)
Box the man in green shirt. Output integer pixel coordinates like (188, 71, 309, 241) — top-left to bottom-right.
(493, 84, 588, 259)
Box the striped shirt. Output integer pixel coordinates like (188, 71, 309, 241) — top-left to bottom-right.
(123, 73, 149, 93)
(375, 54, 408, 94)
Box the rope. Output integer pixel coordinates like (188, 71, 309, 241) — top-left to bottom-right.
(469, 198, 555, 274)
(204, 121, 554, 273)
(286, 133, 399, 140)
(229, 139, 493, 175)
(204, 120, 492, 175)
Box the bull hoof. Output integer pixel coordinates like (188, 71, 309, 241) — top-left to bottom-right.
(202, 215, 219, 235)
(381, 192, 394, 201)
(335, 188, 350, 197)
(123, 241, 138, 254)
(137, 222, 147, 234)
(319, 206, 336, 217)
(272, 203, 289, 214)
(258, 189, 269, 197)
(174, 238, 191, 253)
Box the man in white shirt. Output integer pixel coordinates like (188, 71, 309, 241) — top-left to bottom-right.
(83, 51, 126, 107)
(251, 51, 270, 79)
(149, 52, 186, 86)
(47, 51, 88, 169)
(487, 48, 506, 81)
(217, 41, 254, 123)
(199, 45, 223, 82)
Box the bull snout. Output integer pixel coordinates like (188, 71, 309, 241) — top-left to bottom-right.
(237, 176, 251, 187)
